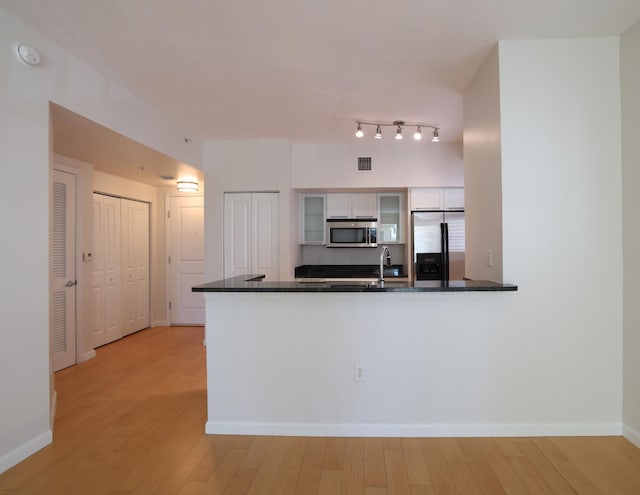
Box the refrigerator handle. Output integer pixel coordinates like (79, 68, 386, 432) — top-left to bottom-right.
(441, 222, 449, 282)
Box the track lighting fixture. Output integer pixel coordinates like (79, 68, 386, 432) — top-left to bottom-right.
(354, 120, 439, 142)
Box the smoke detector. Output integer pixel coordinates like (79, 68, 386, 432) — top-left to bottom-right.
(15, 44, 41, 66)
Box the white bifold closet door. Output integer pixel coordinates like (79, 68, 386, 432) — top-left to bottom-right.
(224, 192, 279, 281)
(93, 194, 122, 347)
(93, 193, 149, 348)
(121, 199, 150, 336)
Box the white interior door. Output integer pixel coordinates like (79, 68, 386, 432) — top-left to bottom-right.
(52, 170, 77, 372)
(224, 193, 252, 278)
(122, 199, 150, 335)
(92, 193, 122, 347)
(168, 195, 204, 325)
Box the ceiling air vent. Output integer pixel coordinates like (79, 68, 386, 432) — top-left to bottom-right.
(357, 156, 372, 172)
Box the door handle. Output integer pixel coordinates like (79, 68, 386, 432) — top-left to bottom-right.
(65, 280, 77, 287)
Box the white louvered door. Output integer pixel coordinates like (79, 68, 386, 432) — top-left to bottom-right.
(52, 170, 77, 372)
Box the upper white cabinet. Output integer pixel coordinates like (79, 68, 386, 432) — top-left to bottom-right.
(410, 188, 464, 211)
(444, 188, 465, 210)
(377, 192, 404, 243)
(326, 192, 377, 219)
(301, 193, 325, 244)
(410, 188, 444, 210)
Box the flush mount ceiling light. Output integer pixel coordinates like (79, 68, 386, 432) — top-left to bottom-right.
(15, 44, 41, 66)
(177, 179, 199, 192)
(354, 120, 440, 142)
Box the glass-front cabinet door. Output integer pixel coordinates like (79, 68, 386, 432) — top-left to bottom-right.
(301, 194, 326, 243)
(377, 193, 404, 243)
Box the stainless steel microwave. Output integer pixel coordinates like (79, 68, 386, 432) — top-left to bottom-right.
(326, 218, 377, 248)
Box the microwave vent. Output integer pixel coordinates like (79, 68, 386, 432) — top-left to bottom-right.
(357, 156, 372, 172)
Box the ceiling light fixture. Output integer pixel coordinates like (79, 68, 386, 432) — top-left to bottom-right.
(354, 120, 439, 142)
(177, 180, 199, 192)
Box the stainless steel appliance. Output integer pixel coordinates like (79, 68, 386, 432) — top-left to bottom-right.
(412, 211, 465, 280)
(326, 218, 377, 248)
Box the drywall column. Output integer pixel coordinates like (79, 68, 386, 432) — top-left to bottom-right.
(621, 20, 640, 447)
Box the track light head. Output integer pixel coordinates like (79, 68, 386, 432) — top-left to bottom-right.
(355, 123, 364, 138)
(413, 126, 422, 141)
(375, 125, 382, 139)
(432, 128, 440, 142)
(395, 125, 403, 140)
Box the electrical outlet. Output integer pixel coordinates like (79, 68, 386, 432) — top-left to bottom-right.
(354, 365, 365, 382)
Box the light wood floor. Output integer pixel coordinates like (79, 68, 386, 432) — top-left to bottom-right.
(1, 326, 639, 495)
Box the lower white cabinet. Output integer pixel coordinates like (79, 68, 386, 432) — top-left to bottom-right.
(224, 192, 279, 281)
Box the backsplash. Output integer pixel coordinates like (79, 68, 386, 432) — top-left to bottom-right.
(301, 244, 406, 266)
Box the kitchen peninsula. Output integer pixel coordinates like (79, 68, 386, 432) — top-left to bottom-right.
(193, 275, 519, 438)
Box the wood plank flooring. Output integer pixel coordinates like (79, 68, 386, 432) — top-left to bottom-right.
(1, 325, 639, 494)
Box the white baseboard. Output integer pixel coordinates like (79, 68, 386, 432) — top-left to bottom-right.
(79, 350, 96, 363)
(623, 424, 640, 448)
(151, 320, 170, 328)
(205, 421, 623, 438)
(0, 430, 52, 475)
(50, 390, 57, 428)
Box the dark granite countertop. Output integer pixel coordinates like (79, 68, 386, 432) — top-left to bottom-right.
(192, 275, 517, 292)
(294, 264, 407, 279)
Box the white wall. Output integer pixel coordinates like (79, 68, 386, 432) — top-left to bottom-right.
(463, 46, 504, 282)
(292, 140, 463, 189)
(498, 37, 623, 425)
(0, 7, 200, 473)
(621, 20, 640, 446)
(93, 171, 168, 327)
(203, 37, 625, 438)
(203, 139, 296, 281)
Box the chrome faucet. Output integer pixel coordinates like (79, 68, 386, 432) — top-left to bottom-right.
(379, 245, 391, 283)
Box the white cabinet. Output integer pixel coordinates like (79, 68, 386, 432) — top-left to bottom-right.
(351, 193, 377, 218)
(301, 194, 325, 244)
(410, 188, 464, 211)
(326, 192, 377, 218)
(410, 188, 444, 210)
(444, 188, 465, 210)
(377, 193, 404, 243)
(224, 192, 279, 281)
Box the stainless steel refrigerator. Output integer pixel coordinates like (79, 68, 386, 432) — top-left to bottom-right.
(412, 211, 465, 281)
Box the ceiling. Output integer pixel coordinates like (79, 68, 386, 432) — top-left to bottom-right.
(4, 0, 640, 185)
